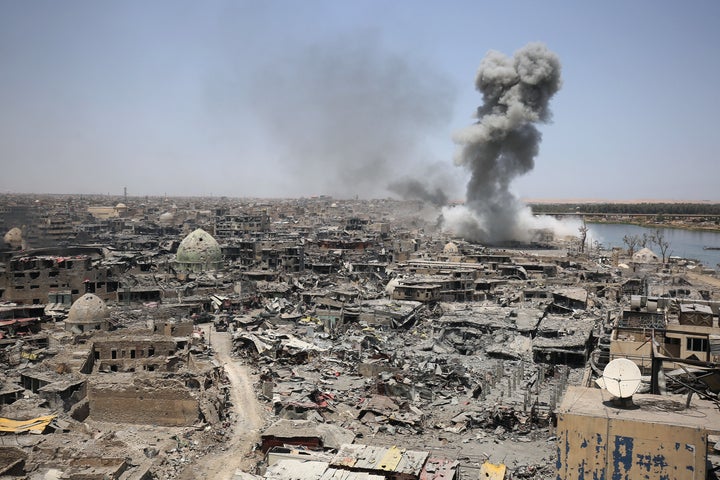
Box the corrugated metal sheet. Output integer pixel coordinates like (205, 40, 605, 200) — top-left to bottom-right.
(264, 459, 329, 480)
(330, 444, 428, 475)
(319, 467, 384, 479)
(419, 457, 459, 480)
(394, 450, 428, 475)
(354, 445, 383, 470)
(333, 444, 361, 468)
(377, 446, 402, 471)
(479, 462, 506, 480)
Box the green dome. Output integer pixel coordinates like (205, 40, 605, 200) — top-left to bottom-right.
(176, 228, 222, 273)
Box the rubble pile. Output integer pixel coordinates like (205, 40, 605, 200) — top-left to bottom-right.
(0, 194, 719, 478)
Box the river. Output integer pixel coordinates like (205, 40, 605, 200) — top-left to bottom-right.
(587, 223, 720, 267)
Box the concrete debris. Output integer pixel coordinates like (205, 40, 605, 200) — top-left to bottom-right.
(0, 195, 719, 479)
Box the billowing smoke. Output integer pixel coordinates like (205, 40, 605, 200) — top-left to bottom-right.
(442, 43, 562, 242)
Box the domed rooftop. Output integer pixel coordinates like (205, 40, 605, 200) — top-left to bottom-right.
(443, 242, 459, 254)
(67, 293, 109, 325)
(176, 228, 222, 273)
(3, 227, 23, 248)
(115, 202, 127, 209)
(159, 211, 175, 225)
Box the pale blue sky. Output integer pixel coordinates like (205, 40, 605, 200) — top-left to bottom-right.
(1, 1, 718, 200)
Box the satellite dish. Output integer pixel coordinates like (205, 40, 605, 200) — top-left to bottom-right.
(596, 358, 642, 399)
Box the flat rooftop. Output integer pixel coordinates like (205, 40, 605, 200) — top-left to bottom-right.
(559, 386, 720, 432)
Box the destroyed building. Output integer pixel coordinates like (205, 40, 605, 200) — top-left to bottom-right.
(0, 246, 118, 305)
(214, 209, 271, 238)
(0, 194, 719, 479)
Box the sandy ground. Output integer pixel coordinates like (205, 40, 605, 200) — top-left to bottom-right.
(177, 326, 267, 479)
(686, 270, 720, 289)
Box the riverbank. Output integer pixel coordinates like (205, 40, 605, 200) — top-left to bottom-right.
(586, 217, 720, 233)
(586, 223, 720, 267)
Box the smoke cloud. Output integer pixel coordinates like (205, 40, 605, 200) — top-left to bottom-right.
(442, 43, 562, 242)
(387, 161, 463, 207)
(246, 31, 456, 198)
(388, 177, 448, 207)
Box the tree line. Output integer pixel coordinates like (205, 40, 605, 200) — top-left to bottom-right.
(530, 203, 720, 215)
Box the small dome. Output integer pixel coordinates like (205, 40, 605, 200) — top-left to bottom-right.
(632, 247, 660, 263)
(443, 242, 459, 254)
(159, 212, 175, 225)
(176, 228, 222, 273)
(67, 293, 109, 329)
(115, 203, 127, 209)
(4, 227, 23, 248)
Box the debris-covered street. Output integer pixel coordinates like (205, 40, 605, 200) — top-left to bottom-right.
(2, 194, 719, 479)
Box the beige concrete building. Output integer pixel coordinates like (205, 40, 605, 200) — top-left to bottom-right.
(557, 386, 720, 479)
(87, 203, 128, 220)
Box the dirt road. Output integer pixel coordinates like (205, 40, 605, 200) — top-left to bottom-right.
(178, 326, 266, 479)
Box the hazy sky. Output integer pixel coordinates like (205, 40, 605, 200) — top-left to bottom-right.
(1, 1, 719, 201)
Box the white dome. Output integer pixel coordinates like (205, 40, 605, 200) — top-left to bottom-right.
(3, 227, 22, 248)
(66, 293, 109, 331)
(159, 212, 175, 225)
(443, 242, 459, 254)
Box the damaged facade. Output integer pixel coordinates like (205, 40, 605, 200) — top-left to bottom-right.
(0, 194, 719, 479)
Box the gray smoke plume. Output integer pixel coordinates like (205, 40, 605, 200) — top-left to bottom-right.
(388, 177, 448, 207)
(443, 43, 562, 242)
(387, 160, 461, 207)
(246, 31, 455, 198)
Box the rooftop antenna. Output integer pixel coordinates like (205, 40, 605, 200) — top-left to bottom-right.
(596, 358, 642, 407)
